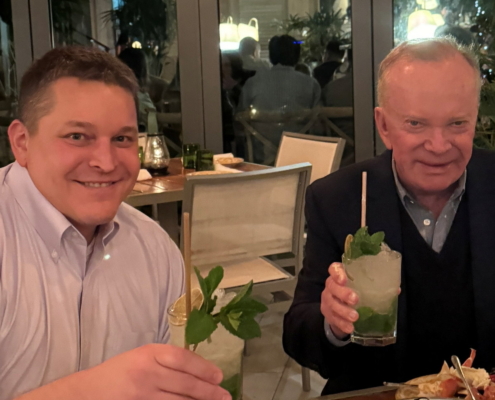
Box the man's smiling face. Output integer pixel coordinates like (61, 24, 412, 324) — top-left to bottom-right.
(375, 53, 479, 197)
(16, 77, 140, 236)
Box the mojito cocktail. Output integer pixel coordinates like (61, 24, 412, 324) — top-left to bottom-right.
(343, 228, 401, 346)
(168, 313, 244, 400)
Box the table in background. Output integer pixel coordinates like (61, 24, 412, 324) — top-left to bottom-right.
(125, 158, 267, 243)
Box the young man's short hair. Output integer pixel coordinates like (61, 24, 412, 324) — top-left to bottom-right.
(19, 46, 139, 133)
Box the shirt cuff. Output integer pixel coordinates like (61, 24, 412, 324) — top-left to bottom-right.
(324, 320, 351, 347)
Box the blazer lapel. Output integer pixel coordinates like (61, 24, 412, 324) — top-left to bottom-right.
(467, 151, 495, 367)
(366, 151, 408, 370)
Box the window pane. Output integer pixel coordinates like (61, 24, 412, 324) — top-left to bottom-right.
(394, 0, 495, 148)
(0, 0, 17, 167)
(50, 0, 183, 157)
(218, 0, 355, 166)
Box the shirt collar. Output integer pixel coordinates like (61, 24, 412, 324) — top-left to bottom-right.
(5, 162, 120, 257)
(391, 158, 466, 205)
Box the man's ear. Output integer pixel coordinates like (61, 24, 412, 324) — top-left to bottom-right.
(374, 107, 393, 150)
(8, 120, 30, 167)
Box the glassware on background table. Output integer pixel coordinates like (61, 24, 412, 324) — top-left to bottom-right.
(343, 248, 401, 346)
(196, 149, 215, 171)
(182, 143, 200, 170)
(167, 296, 244, 400)
(143, 133, 170, 176)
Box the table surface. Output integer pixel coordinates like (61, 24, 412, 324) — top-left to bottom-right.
(318, 387, 397, 400)
(125, 158, 267, 207)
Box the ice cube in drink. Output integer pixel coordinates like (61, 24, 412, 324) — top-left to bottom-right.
(344, 246, 401, 346)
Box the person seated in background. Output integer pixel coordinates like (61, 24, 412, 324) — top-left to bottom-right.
(238, 35, 321, 164)
(283, 37, 495, 395)
(0, 46, 229, 400)
(117, 47, 156, 132)
(238, 37, 271, 72)
(295, 63, 312, 76)
(322, 48, 354, 166)
(221, 51, 255, 154)
(313, 40, 345, 89)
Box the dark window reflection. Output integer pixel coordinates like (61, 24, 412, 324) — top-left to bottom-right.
(219, 1, 354, 166)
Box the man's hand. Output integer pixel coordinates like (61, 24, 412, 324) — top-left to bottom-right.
(320, 262, 359, 340)
(16, 344, 231, 400)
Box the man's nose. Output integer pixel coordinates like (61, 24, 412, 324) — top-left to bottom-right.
(88, 141, 117, 173)
(424, 128, 452, 154)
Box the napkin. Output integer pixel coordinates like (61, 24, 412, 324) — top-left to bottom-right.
(213, 153, 234, 161)
(214, 164, 242, 173)
(137, 169, 152, 181)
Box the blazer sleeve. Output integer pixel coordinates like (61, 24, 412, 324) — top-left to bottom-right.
(283, 184, 354, 379)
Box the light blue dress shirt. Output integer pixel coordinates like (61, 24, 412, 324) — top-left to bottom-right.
(0, 162, 185, 400)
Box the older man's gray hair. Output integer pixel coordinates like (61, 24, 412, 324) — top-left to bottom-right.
(377, 37, 481, 106)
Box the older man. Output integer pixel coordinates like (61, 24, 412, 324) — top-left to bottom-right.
(0, 47, 229, 400)
(283, 37, 495, 394)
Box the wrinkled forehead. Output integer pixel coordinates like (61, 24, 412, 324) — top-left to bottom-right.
(382, 56, 480, 106)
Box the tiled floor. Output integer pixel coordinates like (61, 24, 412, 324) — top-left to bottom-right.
(242, 310, 327, 400)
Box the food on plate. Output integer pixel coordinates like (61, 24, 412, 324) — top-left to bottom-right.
(396, 349, 495, 400)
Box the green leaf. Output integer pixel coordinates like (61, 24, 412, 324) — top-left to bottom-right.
(347, 227, 385, 260)
(225, 297, 268, 318)
(370, 232, 385, 245)
(204, 266, 224, 297)
(219, 313, 238, 337)
(235, 318, 262, 340)
(194, 267, 210, 312)
(185, 309, 218, 345)
(228, 314, 242, 331)
(223, 281, 253, 311)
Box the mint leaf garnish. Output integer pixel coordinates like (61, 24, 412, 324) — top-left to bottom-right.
(186, 266, 267, 346)
(194, 266, 223, 314)
(346, 227, 385, 260)
(186, 309, 218, 344)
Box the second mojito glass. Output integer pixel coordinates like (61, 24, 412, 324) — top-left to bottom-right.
(343, 249, 401, 346)
(167, 304, 244, 399)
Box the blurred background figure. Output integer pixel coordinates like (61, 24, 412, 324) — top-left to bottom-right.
(118, 47, 156, 132)
(238, 34, 320, 164)
(295, 63, 312, 76)
(434, 25, 475, 46)
(115, 31, 130, 56)
(322, 47, 354, 166)
(239, 37, 271, 72)
(221, 51, 255, 154)
(313, 40, 345, 89)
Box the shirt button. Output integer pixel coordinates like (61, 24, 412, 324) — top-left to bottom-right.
(423, 219, 431, 226)
(51, 250, 58, 259)
(72, 232, 78, 238)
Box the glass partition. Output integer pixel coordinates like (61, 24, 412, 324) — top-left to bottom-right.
(218, 0, 355, 166)
(393, 0, 495, 148)
(49, 0, 184, 156)
(0, 0, 17, 167)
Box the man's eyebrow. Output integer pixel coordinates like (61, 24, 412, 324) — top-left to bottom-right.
(64, 120, 96, 129)
(401, 115, 428, 122)
(117, 126, 139, 135)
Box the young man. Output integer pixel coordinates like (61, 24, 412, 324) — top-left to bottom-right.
(284, 37, 495, 394)
(0, 47, 230, 400)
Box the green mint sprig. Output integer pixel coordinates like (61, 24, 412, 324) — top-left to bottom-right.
(345, 227, 385, 260)
(185, 266, 268, 346)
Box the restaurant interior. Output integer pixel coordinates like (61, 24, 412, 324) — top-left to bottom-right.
(1, 0, 494, 399)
